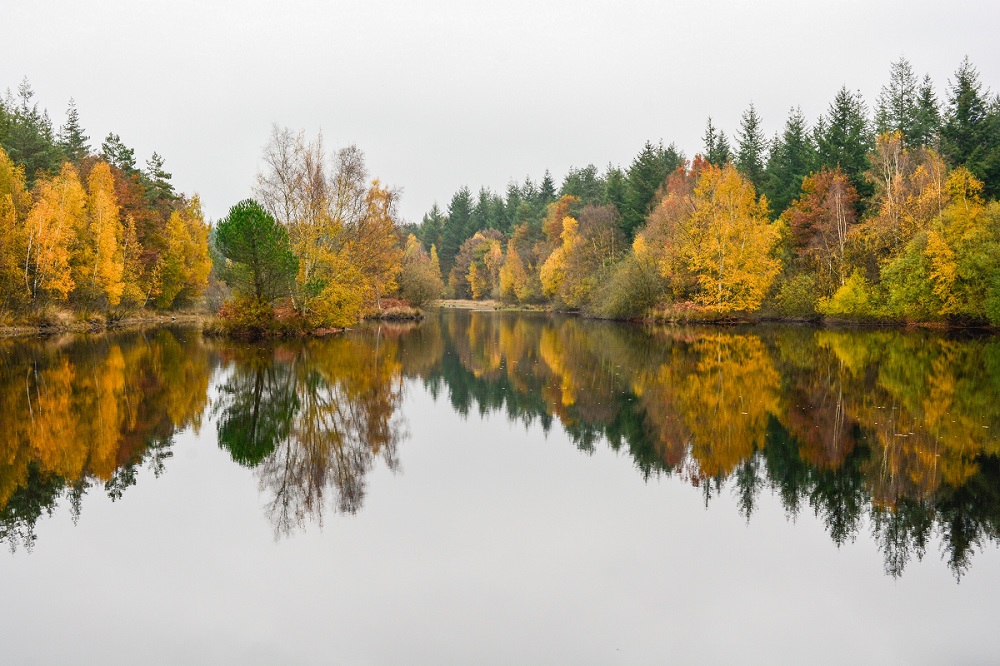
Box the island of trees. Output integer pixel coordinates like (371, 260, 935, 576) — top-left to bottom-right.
(414, 57, 1000, 325)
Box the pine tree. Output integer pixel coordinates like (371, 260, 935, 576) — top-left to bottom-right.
(603, 164, 627, 217)
(911, 74, 941, 148)
(538, 170, 557, 206)
(142, 152, 176, 203)
(735, 103, 767, 194)
(703, 117, 732, 166)
(420, 202, 445, 252)
(622, 141, 682, 239)
(875, 57, 919, 141)
(4, 78, 62, 185)
(58, 98, 90, 163)
(440, 186, 472, 276)
(815, 86, 873, 197)
(940, 57, 999, 196)
(101, 133, 137, 174)
(763, 108, 817, 217)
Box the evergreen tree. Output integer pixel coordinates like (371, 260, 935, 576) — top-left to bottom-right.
(941, 57, 1000, 196)
(560, 164, 604, 205)
(440, 186, 472, 275)
(875, 57, 919, 141)
(420, 202, 445, 252)
(468, 187, 494, 236)
(763, 108, 817, 217)
(735, 103, 767, 194)
(622, 141, 682, 239)
(142, 152, 176, 203)
(603, 164, 627, 217)
(101, 132, 137, 174)
(215, 199, 298, 304)
(503, 182, 523, 231)
(3, 79, 61, 185)
(815, 86, 873, 196)
(538, 170, 557, 206)
(911, 74, 942, 148)
(703, 117, 731, 166)
(57, 98, 90, 163)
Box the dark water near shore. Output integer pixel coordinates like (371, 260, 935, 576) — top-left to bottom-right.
(2, 310, 1000, 663)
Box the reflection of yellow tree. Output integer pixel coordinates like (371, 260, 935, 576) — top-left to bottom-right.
(674, 333, 780, 479)
(0, 330, 213, 538)
(817, 329, 1000, 506)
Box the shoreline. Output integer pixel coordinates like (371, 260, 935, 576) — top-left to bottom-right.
(0, 311, 210, 339)
(429, 299, 1000, 332)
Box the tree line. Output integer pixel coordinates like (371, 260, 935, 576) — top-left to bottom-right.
(0, 79, 212, 320)
(416, 57, 1000, 324)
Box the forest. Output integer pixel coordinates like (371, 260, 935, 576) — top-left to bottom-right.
(4, 56, 1000, 331)
(0, 81, 438, 334)
(416, 57, 1000, 325)
(0, 81, 212, 323)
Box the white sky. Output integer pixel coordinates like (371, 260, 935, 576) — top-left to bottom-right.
(3, 0, 998, 223)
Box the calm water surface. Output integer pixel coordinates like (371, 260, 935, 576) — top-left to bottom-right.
(2, 310, 1000, 664)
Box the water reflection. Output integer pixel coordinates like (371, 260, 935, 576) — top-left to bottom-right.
(2, 311, 1000, 578)
(213, 329, 412, 535)
(0, 328, 212, 550)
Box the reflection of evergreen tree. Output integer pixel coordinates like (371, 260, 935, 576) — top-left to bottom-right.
(215, 354, 298, 467)
(0, 464, 62, 553)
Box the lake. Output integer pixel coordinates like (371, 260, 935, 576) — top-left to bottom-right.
(2, 309, 1000, 664)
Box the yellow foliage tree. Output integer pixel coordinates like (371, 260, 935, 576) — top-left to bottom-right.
(81, 161, 125, 306)
(539, 216, 578, 299)
(0, 147, 31, 311)
(681, 164, 780, 312)
(25, 164, 86, 301)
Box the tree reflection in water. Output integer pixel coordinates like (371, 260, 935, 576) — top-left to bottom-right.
(2, 312, 1000, 578)
(214, 326, 413, 536)
(0, 328, 212, 550)
(422, 311, 1000, 579)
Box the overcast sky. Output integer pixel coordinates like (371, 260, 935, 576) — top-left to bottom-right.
(4, 0, 999, 224)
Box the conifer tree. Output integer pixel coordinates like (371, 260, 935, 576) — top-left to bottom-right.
(101, 133, 137, 174)
(58, 98, 90, 163)
(622, 141, 682, 239)
(941, 57, 999, 196)
(815, 86, 873, 197)
(763, 108, 817, 217)
(142, 152, 176, 203)
(735, 103, 767, 193)
(703, 117, 732, 166)
(911, 74, 941, 148)
(875, 58, 919, 141)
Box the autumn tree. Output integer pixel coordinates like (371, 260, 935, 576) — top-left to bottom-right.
(24, 163, 86, 301)
(781, 167, 859, 296)
(0, 147, 31, 311)
(153, 197, 212, 309)
(77, 161, 125, 306)
(398, 234, 444, 306)
(681, 163, 780, 311)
